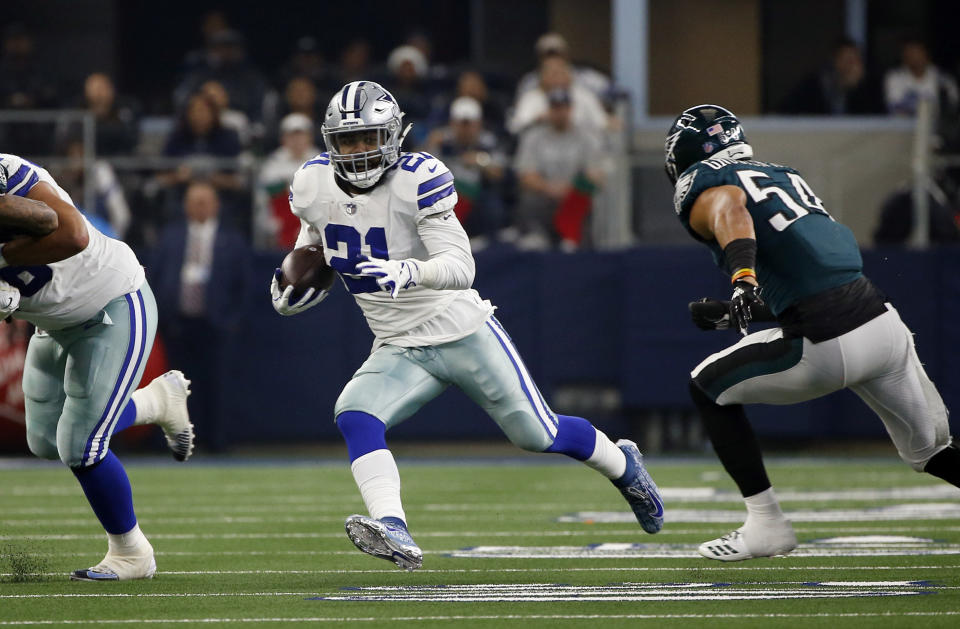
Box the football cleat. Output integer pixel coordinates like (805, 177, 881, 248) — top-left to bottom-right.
(146, 370, 194, 461)
(698, 523, 798, 562)
(70, 545, 157, 581)
(344, 514, 423, 571)
(612, 439, 664, 534)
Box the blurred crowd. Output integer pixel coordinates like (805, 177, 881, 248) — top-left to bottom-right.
(1, 16, 959, 256)
(0, 16, 624, 258)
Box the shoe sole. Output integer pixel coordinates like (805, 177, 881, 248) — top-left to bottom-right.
(159, 371, 194, 462)
(345, 516, 422, 571)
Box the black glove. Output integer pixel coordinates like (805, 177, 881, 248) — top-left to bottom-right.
(730, 280, 764, 336)
(689, 298, 733, 331)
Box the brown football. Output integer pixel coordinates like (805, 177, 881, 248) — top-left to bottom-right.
(279, 245, 336, 299)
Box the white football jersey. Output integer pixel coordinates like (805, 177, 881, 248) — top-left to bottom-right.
(0, 153, 144, 330)
(290, 151, 494, 349)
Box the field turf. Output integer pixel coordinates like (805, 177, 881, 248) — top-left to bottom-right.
(1, 453, 959, 627)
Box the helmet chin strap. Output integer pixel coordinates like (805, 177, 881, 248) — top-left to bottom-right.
(398, 122, 413, 148)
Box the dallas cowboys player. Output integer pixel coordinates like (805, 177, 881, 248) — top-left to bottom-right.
(665, 105, 958, 561)
(0, 153, 195, 580)
(270, 80, 664, 570)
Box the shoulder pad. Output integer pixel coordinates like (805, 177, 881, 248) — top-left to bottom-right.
(673, 168, 698, 215)
(289, 155, 329, 217)
(394, 153, 457, 215)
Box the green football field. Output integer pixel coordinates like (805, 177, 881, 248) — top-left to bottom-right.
(2, 452, 959, 627)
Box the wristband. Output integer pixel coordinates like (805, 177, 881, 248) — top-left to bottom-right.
(723, 238, 757, 279)
(731, 267, 756, 283)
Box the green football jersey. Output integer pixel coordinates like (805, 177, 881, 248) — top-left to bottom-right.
(673, 157, 863, 315)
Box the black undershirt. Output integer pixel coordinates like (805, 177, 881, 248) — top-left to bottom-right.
(776, 275, 888, 343)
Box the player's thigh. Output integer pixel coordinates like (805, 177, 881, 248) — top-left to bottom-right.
(57, 287, 157, 468)
(443, 318, 558, 452)
(692, 328, 843, 405)
(334, 345, 447, 429)
(22, 331, 67, 461)
(849, 318, 950, 470)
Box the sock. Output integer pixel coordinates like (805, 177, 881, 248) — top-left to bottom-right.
(924, 441, 960, 488)
(545, 416, 627, 480)
(131, 385, 160, 425)
(72, 450, 137, 535)
(106, 523, 150, 556)
(350, 449, 405, 522)
(113, 401, 138, 432)
(743, 487, 787, 524)
(690, 379, 771, 497)
(337, 411, 388, 462)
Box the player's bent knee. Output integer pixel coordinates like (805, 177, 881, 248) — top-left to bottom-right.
(498, 409, 554, 452)
(26, 429, 59, 461)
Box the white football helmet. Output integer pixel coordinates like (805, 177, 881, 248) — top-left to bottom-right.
(321, 81, 408, 188)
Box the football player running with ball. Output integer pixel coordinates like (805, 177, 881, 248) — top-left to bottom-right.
(0, 153, 194, 581)
(271, 81, 664, 570)
(665, 105, 959, 562)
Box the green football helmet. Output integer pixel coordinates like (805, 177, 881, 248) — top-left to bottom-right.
(664, 104, 753, 184)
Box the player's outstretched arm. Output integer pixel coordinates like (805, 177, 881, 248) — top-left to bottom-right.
(0, 183, 89, 266)
(0, 194, 59, 239)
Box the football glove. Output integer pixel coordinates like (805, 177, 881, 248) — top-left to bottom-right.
(0, 279, 20, 319)
(270, 269, 328, 316)
(730, 280, 764, 336)
(689, 298, 733, 331)
(355, 257, 420, 299)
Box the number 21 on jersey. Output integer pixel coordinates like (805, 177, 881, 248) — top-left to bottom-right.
(736, 170, 830, 232)
(323, 224, 389, 294)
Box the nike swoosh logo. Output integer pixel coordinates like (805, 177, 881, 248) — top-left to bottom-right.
(427, 164, 438, 173)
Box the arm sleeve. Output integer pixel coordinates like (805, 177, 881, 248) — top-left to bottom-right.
(414, 211, 475, 290)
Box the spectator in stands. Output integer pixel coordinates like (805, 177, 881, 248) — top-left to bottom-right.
(779, 39, 884, 115)
(255, 113, 320, 250)
(512, 89, 605, 251)
(885, 37, 959, 117)
(385, 45, 434, 148)
(508, 56, 609, 136)
(54, 139, 132, 240)
(331, 38, 374, 87)
(265, 76, 324, 149)
(453, 70, 507, 138)
(515, 32, 610, 103)
(0, 23, 58, 109)
(425, 96, 506, 245)
(0, 23, 59, 154)
(280, 36, 328, 86)
(200, 79, 253, 149)
(161, 92, 243, 192)
(148, 180, 252, 452)
(174, 29, 272, 123)
(78, 72, 140, 155)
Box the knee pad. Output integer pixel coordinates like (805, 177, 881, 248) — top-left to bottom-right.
(26, 428, 59, 461)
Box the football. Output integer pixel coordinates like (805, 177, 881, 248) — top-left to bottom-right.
(279, 245, 336, 299)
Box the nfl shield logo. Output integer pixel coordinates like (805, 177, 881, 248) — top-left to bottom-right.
(703, 142, 715, 154)
(343, 202, 358, 215)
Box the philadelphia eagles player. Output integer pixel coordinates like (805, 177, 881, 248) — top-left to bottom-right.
(0, 153, 194, 581)
(271, 80, 664, 570)
(666, 104, 958, 562)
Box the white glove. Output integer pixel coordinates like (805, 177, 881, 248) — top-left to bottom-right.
(355, 257, 420, 299)
(0, 279, 20, 318)
(270, 269, 328, 316)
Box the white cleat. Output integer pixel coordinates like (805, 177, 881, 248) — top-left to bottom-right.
(71, 543, 157, 581)
(698, 522, 798, 562)
(147, 370, 194, 461)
